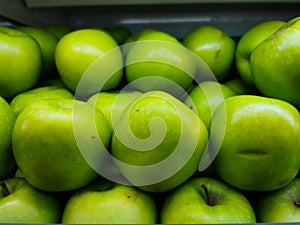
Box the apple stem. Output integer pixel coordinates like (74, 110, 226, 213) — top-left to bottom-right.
(201, 184, 213, 206)
(294, 200, 300, 207)
(0, 182, 9, 196)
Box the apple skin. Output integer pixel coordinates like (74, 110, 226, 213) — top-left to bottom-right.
(236, 20, 285, 88)
(250, 17, 300, 108)
(10, 85, 74, 116)
(0, 97, 16, 179)
(12, 98, 112, 192)
(62, 178, 157, 224)
(161, 177, 256, 223)
(212, 95, 300, 191)
(55, 29, 123, 94)
(184, 81, 237, 128)
(111, 91, 208, 192)
(0, 26, 42, 98)
(18, 26, 59, 77)
(87, 90, 142, 129)
(253, 178, 300, 222)
(0, 177, 61, 223)
(125, 30, 198, 97)
(183, 25, 236, 81)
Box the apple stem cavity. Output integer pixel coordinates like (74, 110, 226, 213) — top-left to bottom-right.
(294, 200, 300, 207)
(201, 184, 214, 206)
(0, 182, 9, 196)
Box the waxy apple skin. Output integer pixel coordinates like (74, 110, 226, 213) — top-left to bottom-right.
(10, 85, 73, 116)
(161, 177, 256, 224)
(0, 97, 16, 178)
(62, 178, 157, 224)
(111, 91, 208, 192)
(0, 26, 42, 98)
(55, 29, 123, 93)
(213, 95, 300, 191)
(250, 17, 300, 108)
(184, 81, 237, 128)
(253, 178, 300, 222)
(87, 90, 142, 130)
(235, 20, 285, 87)
(0, 178, 61, 223)
(183, 25, 236, 81)
(12, 98, 112, 192)
(125, 30, 197, 97)
(18, 26, 59, 77)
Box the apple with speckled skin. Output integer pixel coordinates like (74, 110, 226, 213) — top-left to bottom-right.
(0, 26, 42, 98)
(62, 178, 157, 224)
(12, 98, 112, 192)
(161, 177, 256, 223)
(212, 95, 300, 191)
(0, 177, 61, 223)
(253, 178, 300, 222)
(111, 91, 208, 192)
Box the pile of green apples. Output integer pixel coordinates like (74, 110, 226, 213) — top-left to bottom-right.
(0, 15, 300, 224)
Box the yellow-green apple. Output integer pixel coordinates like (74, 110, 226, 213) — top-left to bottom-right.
(55, 29, 123, 97)
(253, 178, 300, 222)
(122, 28, 158, 57)
(161, 177, 256, 223)
(111, 91, 208, 192)
(87, 90, 142, 129)
(236, 20, 285, 88)
(62, 178, 157, 224)
(125, 30, 198, 97)
(212, 95, 300, 191)
(250, 17, 300, 108)
(0, 26, 42, 98)
(183, 25, 236, 81)
(184, 81, 237, 128)
(0, 177, 61, 223)
(12, 98, 112, 192)
(0, 97, 16, 178)
(18, 26, 59, 77)
(10, 85, 73, 116)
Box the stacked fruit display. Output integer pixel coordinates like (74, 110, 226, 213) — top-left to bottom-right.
(0, 14, 299, 224)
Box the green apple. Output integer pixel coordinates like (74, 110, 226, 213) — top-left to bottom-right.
(55, 29, 123, 96)
(125, 30, 198, 97)
(212, 95, 300, 191)
(183, 25, 236, 81)
(0, 26, 42, 98)
(62, 178, 157, 224)
(45, 24, 72, 39)
(122, 28, 158, 57)
(250, 16, 300, 108)
(184, 81, 237, 128)
(161, 177, 256, 223)
(108, 26, 132, 45)
(10, 85, 74, 116)
(253, 178, 300, 222)
(18, 26, 59, 77)
(236, 20, 285, 88)
(0, 177, 61, 223)
(0, 97, 16, 179)
(87, 90, 142, 129)
(111, 91, 208, 192)
(12, 98, 112, 192)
